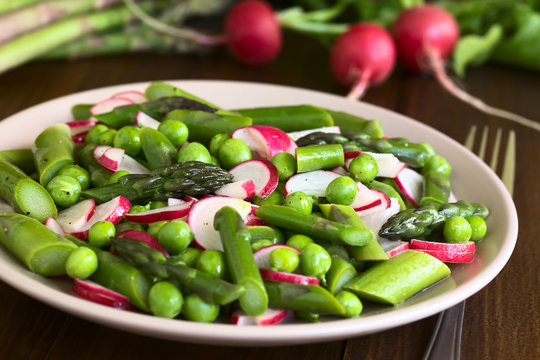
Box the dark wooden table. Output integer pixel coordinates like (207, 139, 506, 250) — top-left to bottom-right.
(0, 34, 538, 360)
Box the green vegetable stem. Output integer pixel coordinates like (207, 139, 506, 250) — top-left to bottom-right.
(140, 127, 177, 170)
(295, 144, 344, 173)
(0, 149, 36, 175)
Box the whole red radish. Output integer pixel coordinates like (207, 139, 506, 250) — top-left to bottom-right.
(330, 23, 396, 99)
(393, 4, 539, 131)
(225, 0, 282, 65)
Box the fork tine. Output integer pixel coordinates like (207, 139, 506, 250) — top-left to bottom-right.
(489, 128, 502, 171)
(502, 130, 516, 197)
(464, 125, 477, 151)
(478, 126, 489, 161)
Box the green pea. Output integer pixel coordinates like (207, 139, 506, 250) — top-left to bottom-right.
(158, 119, 189, 148)
(270, 247, 299, 273)
(196, 249, 228, 279)
(325, 176, 357, 205)
(85, 124, 109, 145)
(90, 169, 111, 187)
(47, 175, 81, 208)
(218, 138, 252, 170)
(209, 133, 230, 156)
(336, 291, 363, 317)
(182, 293, 220, 323)
(115, 221, 145, 233)
(65, 247, 98, 279)
(148, 281, 183, 318)
(113, 126, 141, 156)
(128, 204, 151, 214)
(251, 239, 274, 252)
(58, 165, 90, 190)
(177, 142, 212, 164)
(284, 191, 313, 214)
(147, 221, 167, 239)
(286, 234, 314, 251)
(157, 220, 194, 255)
(299, 243, 331, 279)
(444, 216, 473, 243)
(253, 191, 284, 206)
(97, 129, 117, 146)
(349, 154, 378, 183)
(168, 247, 201, 267)
(210, 155, 221, 167)
(107, 170, 129, 184)
(423, 155, 451, 176)
(149, 201, 168, 209)
(88, 220, 116, 248)
(271, 152, 297, 181)
(466, 215, 487, 242)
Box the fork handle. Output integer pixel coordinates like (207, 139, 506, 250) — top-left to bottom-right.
(423, 301, 465, 360)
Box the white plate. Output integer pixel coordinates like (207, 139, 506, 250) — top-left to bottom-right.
(0, 80, 518, 346)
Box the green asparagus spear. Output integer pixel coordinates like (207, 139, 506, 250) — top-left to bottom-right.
(366, 180, 406, 211)
(233, 105, 334, 132)
(247, 226, 284, 244)
(82, 161, 233, 204)
(420, 155, 452, 206)
(379, 200, 489, 240)
(94, 96, 217, 129)
(139, 127, 177, 170)
(0, 214, 76, 276)
(325, 109, 384, 138)
(264, 280, 345, 315)
(0, 149, 35, 175)
(32, 123, 75, 187)
(0, 0, 43, 14)
(214, 206, 268, 316)
(295, 144, 344, 173)
(71, 104, 93, 120)
(255, 205, 372, 247)
(111, 237, 245, 305)
(325, 255, 358, 295)
(0, 160, 57, 222)
(344, 250, 450, 305)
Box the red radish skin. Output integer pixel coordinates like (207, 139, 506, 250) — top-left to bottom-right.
(410, 239, 476, 253)
(90, 97, 134, 116)
(229, 159, 279, 198)
(215, 179, 256, 201)
(417, 249, 474, 263)
(259, 269, 320, 286)
(72, 279, 134, 310)
(393, 4, 540, 131)
(395, 167, 424, 208)
(111, 90, 146, 103)
(330, 23, 396, 100)
(117, 230, 169, 257)
(385, 241, 410, 257)
(123, 201, 194, 224)
(231, 125, 297, 160)
(231, 308, 289, 326)
(225, 0, 282, 65)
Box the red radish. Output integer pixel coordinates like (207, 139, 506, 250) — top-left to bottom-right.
(355, 190, 391, 216)
(117, 230, 169, 257)
(64, 196, 131, 238)
(344, 151, 405, 178)
(231, 125, 297, 160)
(225, 0, 282, 65)
(111, 90, 146, 103)
(410, 239, 476, 253)
(56, 198, 96, 233)
(385, 241, 410, 257)
(393, 4, 540, 131)
(287, 126, 341, 141)
(98, 147, 125, 172)
(358, 197, 401, 241)
(330, 23, 396, 99)
(284, 170, 340, 197)
(394, 167, 424, 208)
(215, 179, 256, 201)
(90, 97, 134, 116)
(72, 279, 134, 310)
(231, 308, 289, 326)
(136, 111, 160, 129)
(416, 248, 474, 263)
(66, 120, 98, 143)
(45, 217, 66, 236)
(229, 159, 279, 198)
(94, 145, 149, 174)
(168, 197, 197, 206)
(187, 196, 252, 250)
(253, 244, 299, 269)
(259, 269, 320, 286)
(350, 182, 382, 211)
(245, 214, 266, 226)
(123, 200, 195, 224)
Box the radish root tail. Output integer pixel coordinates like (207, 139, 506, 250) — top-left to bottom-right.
(346, 69, 372, 100)
(427, 47, 540, 132)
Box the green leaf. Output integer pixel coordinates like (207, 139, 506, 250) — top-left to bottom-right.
(453, 24, 503, 77)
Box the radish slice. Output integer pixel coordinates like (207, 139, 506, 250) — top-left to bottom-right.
(344, 151, 405, 178)
(94, 145, 149, 174)
(287, 126, 341, 141)
(90, 97, 134, 116)
(231, 308, 289, 326)
(99, 147, 125, 172)
(358, 197, 401, 242)
(284, 170, 341, 197)
(66, 120, 98, 143)
(111, 90, 146, 103)
(56, 198, 96, 233)
(124, 201, 194, 223)
(187, 196, 252, 250)
(350, 182, 381, 211)
(410, 239, 476, 253)
(395, 167, 424, 208)
(259, 269, 320, 286)
(72, 279, 133, 310)
(384, 240, 410, 257)
(117, 230, 169, 257)
(136, 111, 160, 129)
(215, 179, 256, 201)
(229, 159, 279, 198)
(45, 217, 66, 236)
(253, 244, 300, 269)
(355, 190, 391, 216)
(93, 145, 110, 160)
(416, 249, 474, 263)
(231, 125, 297, 160)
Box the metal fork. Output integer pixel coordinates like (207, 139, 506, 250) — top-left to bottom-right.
(422, 125, 516, 360)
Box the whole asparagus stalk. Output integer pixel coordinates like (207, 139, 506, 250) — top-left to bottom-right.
(379, 200, 489, 240)
(81, 161, 233, 204)
(0, 1, 163, 74)
(0, 0, 121, 44)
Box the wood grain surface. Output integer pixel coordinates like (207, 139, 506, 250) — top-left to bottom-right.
(0, 34, 538, 360)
